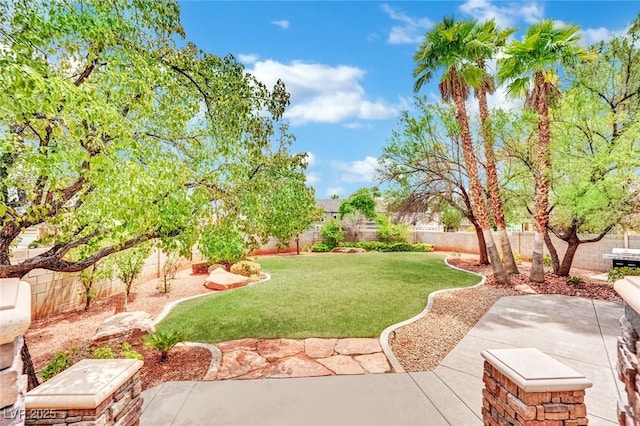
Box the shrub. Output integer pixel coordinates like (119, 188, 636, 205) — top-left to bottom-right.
(542, 255, 552, 267)
(339, 241, 434, 253)
(566, 276, 584, 286)
(92, 347, 116, 359)
(144, 331, 184, 362)
(230, 260, 261, 278)
(320, 219, 344, 246)
(513, 251, 523, 265)
(608, 266, 640, 282)
(121, 343, 143, 360)
(375, 215, 408, 243)
(311, 242, 333, 252)
(40, 351, 73, 381)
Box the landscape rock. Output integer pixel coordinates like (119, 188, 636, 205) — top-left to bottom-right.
(316, 355, 366, 375)
(354, 353, 391, 373)
(256, 339, 304, 361)
(262, 354, 334, 378)
(304, 338, 337, 359)
(334, 338, 381, 355)
(91, 311, 154, 344)
(331, 247, 366, 254)
(204, 268, 251, 291)
(514, 284, 537, 294)
(216, 349, 269, 380)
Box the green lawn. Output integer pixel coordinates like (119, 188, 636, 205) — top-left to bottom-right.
(156, 252, 480, 342)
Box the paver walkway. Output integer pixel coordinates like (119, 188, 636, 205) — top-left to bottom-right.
(141, 295, 622, 426)
(214, 337, 390, 380)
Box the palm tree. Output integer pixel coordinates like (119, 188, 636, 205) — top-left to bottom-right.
(497, 20, 595, 282)
(414, 17, 510, 285)
(471, 20, 520, 275)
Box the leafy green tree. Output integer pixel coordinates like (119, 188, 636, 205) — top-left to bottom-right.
(544, 17, 640, 275)
(112, 244, 151, 301)
(414, 17, 509, 285)
(199, 222, 246, 267)
(339, 188, 378, 221)
(320, 219, 344, 246)
(440, 205, 463, 232)
(0, 0, 304, 279)
(78, 260, 112, 310)
(378, 100, 489, 264)
(498, 19, 595, 282)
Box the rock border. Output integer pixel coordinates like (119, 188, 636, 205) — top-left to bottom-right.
(378, 256, 486, 373)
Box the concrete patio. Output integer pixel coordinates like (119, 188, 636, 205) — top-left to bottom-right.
(140, 294, 622, 426)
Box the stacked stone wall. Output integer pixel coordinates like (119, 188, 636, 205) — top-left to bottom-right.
(617, 305, 640, 426)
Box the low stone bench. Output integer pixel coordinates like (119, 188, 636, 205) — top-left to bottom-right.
(25, 359, 143, 426)
(481, 348, 592, 426)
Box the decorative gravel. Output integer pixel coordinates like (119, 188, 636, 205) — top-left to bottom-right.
(388, 285, 517, 372)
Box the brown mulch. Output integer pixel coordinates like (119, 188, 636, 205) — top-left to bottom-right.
(136, 344, 211, 390)
(448, 257, 621, 303)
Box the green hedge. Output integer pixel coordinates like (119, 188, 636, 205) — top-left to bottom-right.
(311, 242, 334, 252)
(339, 241, 434, 253)
(608, 266, 640, 282)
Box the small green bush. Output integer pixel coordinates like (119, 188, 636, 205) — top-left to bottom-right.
(566, 276, 584, 286)
(40, 351, 73, 381)
(144, 331, 184, 362)
(542, 255, 552, 267)
(311, 242, 334, 252)
(608, 266, 640, 282)
(320, 219, 344, 246)
(121, 343, 143, 360)
(92, 347, 116, 359)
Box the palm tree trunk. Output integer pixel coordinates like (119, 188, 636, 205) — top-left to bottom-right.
(530, 72, 552, 283)
(476, 81, 519, 275)
(452, 76, 509, 285)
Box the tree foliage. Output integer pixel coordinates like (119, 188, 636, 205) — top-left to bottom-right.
(339, 188, 378, 221)
(0, 0, 311, 278)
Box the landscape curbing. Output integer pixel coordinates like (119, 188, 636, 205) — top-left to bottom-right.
(152, 273, 272, 325)
(378, 256, 487, 373)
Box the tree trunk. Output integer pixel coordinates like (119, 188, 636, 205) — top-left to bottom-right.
(22, 339, 40, 391)
(472, 219, 489, 265)
(543, 232, 560, 274)
(452, 75, 509, 285)
(85, 289, 91, 310)
(296, 236, 300, 255)
(530, 231, 546, 283)
(558, 242, 579, 277)
(498, 228, 519, 275)
(530, 72, 552, 284)
(476, 73, 519, 275)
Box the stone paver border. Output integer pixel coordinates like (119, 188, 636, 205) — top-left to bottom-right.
(379, 256, 486, 373)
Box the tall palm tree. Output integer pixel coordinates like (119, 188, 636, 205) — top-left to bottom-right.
(414, 17, 510, 285)
(471, 20, 520, 275)
(497, 20, 595, 282)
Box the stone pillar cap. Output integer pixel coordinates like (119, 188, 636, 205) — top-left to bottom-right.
(0, 278, 31, 345)
(26, 359, 143, 409)
(615, 276, 640, 314)
(482, 348, 592, 393)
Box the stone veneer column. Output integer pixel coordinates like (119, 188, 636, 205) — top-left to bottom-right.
(481, 348, 592, 426)
(614, 276, 640, 426)
(1, 278, 31, 426)
(25, 359, 143, 426)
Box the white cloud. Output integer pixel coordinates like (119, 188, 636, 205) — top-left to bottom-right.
(459, 0, 544, 28)
(238, 53, 259, 64)
(330, 156, 378, 183)
(247, 60, 398, 125)
(272, 19, 290, 30)
(382, 4, 432, 44)
(306, 173, 321, 185)
(581, 26, 625, 46)
(326, 187, 346, 198)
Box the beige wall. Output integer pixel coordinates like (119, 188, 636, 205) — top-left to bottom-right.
(14, 247, 201, 320)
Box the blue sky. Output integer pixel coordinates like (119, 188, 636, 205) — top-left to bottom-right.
(178, 0, 638, 199)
